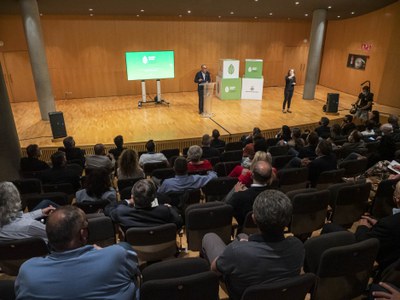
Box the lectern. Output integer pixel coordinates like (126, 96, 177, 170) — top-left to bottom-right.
(200, 82, 215, 118)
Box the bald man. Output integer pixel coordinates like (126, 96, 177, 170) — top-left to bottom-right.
(15, 206, 140, 300)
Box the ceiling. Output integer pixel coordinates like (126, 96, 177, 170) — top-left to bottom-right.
(0, 0, 397, 21)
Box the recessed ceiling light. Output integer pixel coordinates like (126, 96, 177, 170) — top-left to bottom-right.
(295, 2, 300, 5)
(179, 14, 182, 17)
(269, 12, 273, 16)
(305, 13, 308, 17)
(230, 11, 234, 15)
(254, 16, 258, 19)
(327, 6, 332, 9)
(254, 0, 259, 2)
(351, 12, 355, 15)
(337, 15, 341, 18)
(136, 14, 140, 17)
(89, 14, 94, 17)
(88, 8, 93, 11)
(187, 10, 191, 14)
(140, 9, 144, 12)
(218, 16, 221, 18)
(288, 17, 291, 20)
(39, 13, 43, 16)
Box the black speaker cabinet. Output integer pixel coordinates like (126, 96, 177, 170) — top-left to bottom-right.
(326, 93, 339, 113)
(48, 112, 67, 139)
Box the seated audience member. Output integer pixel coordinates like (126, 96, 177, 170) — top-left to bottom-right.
(369, 110, 381, 129)
(376, 123, 396, 162)
(20, 144, 50, 172)
(328, 123, 347, 142)
(388, 114, 399, 132)
(361, 120, 376, 137)
(201, 134, 220, 159)
(337, 130, 367, 156)
(15, 205, 140, 300)
(187, 145, 213, 173)
(210, 129, 226, 149)
(229, 151, 273, 188)
(105, 179, 182, 232)
(241, 127, 261, 146)
(158, 157, 217, 194)
(58, 136, 85, 167)
(108, 135, 126, 162)
(298, 131, 319, 159)
(75, 168, 117, 204)
(41, 151, 81, 191)
(117, 149, 145, 180)
(323, 181, 400, 275)
(138, 139, 168, 168)
(203, 190, 304, 300)
(275, 125, 292, 143)
(341, 114, 357, 136)
(242, 133, 265, 164)
(85, 144, 115, 172)
(305, 140, 337, 187)
(287, 127, 305, 156)
(315, 117, 331, 139)
(0, 182, 55, 242)
(227, 160, 274, 228)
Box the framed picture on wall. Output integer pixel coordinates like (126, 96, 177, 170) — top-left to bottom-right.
(347, 54, 368, 70)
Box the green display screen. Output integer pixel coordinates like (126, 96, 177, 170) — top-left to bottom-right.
(125, 50, 175, 80)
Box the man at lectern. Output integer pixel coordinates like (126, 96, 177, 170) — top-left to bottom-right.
(194, 64, 211, 114)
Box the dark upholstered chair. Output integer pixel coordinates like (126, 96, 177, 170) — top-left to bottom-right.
(87, 215, 116, 247)
(185, 202, 233, 251)
(314, 168, 345, 190)
(141, 258, 219, 300)
(241, 273, 316, 300)
(202, 176, 238, 202)
(277, 167, 309, 193)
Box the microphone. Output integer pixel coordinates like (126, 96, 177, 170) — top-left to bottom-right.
(360, 80, 368, 86)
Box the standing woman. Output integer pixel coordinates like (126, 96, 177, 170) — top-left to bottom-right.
(282, 69, 296, 113)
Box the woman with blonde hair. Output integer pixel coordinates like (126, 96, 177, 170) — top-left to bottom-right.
(117, 149, 145, 179)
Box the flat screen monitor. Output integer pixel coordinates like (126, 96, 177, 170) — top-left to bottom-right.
(125, 50, 175, 81)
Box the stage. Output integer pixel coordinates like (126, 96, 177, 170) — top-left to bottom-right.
(11, 85, 399, 154)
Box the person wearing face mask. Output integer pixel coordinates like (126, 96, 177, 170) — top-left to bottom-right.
(353, 86, 374, 121)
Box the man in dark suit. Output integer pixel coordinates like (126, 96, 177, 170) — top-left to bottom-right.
(194, 64, 211, 114)
(355, 180, 400, 273)
(20, 144, 50, 173)
(227, 160, 273, 228)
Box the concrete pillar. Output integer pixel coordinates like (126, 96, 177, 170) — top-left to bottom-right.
(303, 9, 327, 100)
(0, 63, 21, 181)
(19, 0, 55, 120)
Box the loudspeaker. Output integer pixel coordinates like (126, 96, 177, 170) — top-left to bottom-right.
(48, 112, 67, 139)
(326, 93, 339, 113)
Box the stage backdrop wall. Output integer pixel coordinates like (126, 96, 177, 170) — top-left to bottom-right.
(319, 1, 400, 108)
(0, 15, 310, 102)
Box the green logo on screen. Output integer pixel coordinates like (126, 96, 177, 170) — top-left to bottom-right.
(228, 64, 235, 74)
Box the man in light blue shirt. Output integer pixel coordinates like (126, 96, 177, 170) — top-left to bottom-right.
(157, 156, 217, 194)
(15, 206, 140, 300)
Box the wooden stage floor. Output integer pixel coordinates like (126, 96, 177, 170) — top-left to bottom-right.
(11, 85, 399, 149)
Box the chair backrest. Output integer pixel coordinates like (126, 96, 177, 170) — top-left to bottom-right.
(208, 156, 221, 167)
(141, 271, 219, 300)
(286, 189, 330, 237)
(213, 161, 241, 177)
(12, 178, 42, 194)
(313, 238, 380, 300)
(125, 223, 177, 264)
(272, 155, 295, 170)
(117, 177, 143, 191)
(42, 182, 75, 196)
(76, 199, 110, 214)
(220, 150, 243, 162)
(24, 192, 69, 211)
(66, 163, 84, 176)
(87, 216, 116, 247)
(241, 211, 259, 235)
(142, 257, 210, 281)
(161, 148, 180, 159)
(241, 273, 316, 300)
(370, 178, 399, 219)
(0, 280, 16, 300)
(328, 181, 371, 227)
(0, 237, 49, 276)
(143, 161, 169, 177)
(380, 257, 400, 286)
(225, 141, 244, 151)
(185, 202, 233, 251)
(268, 145, 289, 156)
(202, 177, 238, 202)
(119, 186, 133, 201)
(151, 168, 175, 182)
(338, 158, 368, 178)
(159, 189, 201, 215)
(277, 167, 309, 193)
(315, 168, 345, 190)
